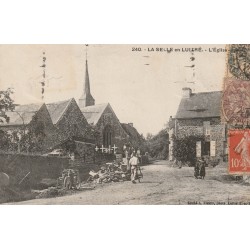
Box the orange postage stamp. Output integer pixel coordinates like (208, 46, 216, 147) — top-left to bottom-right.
(229, 129, 250, 174)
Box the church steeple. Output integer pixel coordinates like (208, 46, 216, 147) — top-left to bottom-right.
(79, 46, 95, 108)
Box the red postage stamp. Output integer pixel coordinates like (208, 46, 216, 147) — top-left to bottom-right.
(222, 78, 250, 126)
(229, 129, 250, 174)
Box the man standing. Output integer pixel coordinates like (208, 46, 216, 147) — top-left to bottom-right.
(136, 148, 141, 164)
(194, 159, 200, 179)
(129, 153, 140, 184)
(125, 148, 131, 172)
(200, 157, 206, 179)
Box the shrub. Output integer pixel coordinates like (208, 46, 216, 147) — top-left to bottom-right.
(172, 135, 204, 165)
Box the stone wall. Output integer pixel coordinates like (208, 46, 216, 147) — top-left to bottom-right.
(0, 152, 69, 187)
(56, 99, 95, 142)
(172, 117, 226, 159)
(177, 126, 203, 138)
(31, 104, 57, 137)
(95, 105, 128, 152)
(210, 124, 226, 157)
(75, 141, 95, 164)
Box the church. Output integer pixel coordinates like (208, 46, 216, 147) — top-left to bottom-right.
(78, 59, 137, 154)
(0, 52, 144, 163)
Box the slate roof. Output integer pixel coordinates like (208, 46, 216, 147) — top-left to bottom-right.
(121, 123, 141, 141)
(80, 103, 109, 125)
(175, 91, 222, 119)
(0, 103, 43, 126)
(46, 99, 73, 124)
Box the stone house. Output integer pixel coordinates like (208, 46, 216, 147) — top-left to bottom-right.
(46, 98, 96, 163)
(0, 103, 56, 152)
(0, 98, 97, 157)
(169, 88, 227, 161)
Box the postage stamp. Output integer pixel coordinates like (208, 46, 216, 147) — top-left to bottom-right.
(222, 78, 250, 125)
(228, 44, 250, 81)
(229, 129, 250, 174)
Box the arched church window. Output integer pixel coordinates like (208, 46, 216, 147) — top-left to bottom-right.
(103, 125, 113, 147)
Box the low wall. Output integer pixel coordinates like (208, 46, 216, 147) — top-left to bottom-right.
(0, 152, 149, 186)
(0, 152, 69, 187)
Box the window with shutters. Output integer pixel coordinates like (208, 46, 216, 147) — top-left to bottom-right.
(210, 141, 216, 157)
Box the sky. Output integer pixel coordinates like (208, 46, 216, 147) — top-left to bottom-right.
(0, 45, 227, 135)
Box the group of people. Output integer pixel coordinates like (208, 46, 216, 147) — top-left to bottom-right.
(194, 157, 206, 179)
(124, 147, 142, 184)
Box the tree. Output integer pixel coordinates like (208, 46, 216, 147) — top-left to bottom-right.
(146, 133, 153, 140)
(0, 88, 16, 152)
(20, 114, 46, 153)
(0, 130, 12, 151)
(145, 129, 169, 160)
(172, 135, 204, 165)
(0, 88, 15, 123)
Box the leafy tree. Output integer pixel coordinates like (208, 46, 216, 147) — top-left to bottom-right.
(172, 135, 204, 165)
(146, 133, 153, 140)
(0, 88, 16, 151)
(20, 115, 46, 153)
(145, 129, 169, 160)
(0, 130, 12, 151)
(0, 88, 15, 123)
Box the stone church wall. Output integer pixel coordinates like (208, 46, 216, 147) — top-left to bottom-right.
(56, 99, 95, 142)
(95, 105, 128, 153)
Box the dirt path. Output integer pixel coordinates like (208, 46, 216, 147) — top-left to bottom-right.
(8, 160, 250, 205)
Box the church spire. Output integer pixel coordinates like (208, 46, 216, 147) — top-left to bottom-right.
(79, 45, 95, 108)
(84, 59, 91, 94)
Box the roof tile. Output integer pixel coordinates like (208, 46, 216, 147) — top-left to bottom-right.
(175, 91, 222, 119)
(80, 103, 108, 125)
(46, 99, 72, 124)
(0, 103, 43, 126)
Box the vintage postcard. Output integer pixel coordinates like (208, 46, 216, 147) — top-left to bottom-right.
(1, 44, 250, 205)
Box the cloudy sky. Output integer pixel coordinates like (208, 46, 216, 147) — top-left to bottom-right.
(0, 45, 227, 135)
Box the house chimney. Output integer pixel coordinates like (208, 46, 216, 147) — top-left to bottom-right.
(128, 123, 133, 127)
(182, 87, 192, 98)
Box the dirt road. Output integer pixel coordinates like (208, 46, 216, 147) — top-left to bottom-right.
(9, 160, 250, 205)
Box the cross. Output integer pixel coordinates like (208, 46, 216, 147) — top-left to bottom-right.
(108, 145, 112, 154)
(100, 145, 105, 153)
(112, 144, 118, 153)
(105, 148, 109, 153)
(95, 146, 99, 152)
